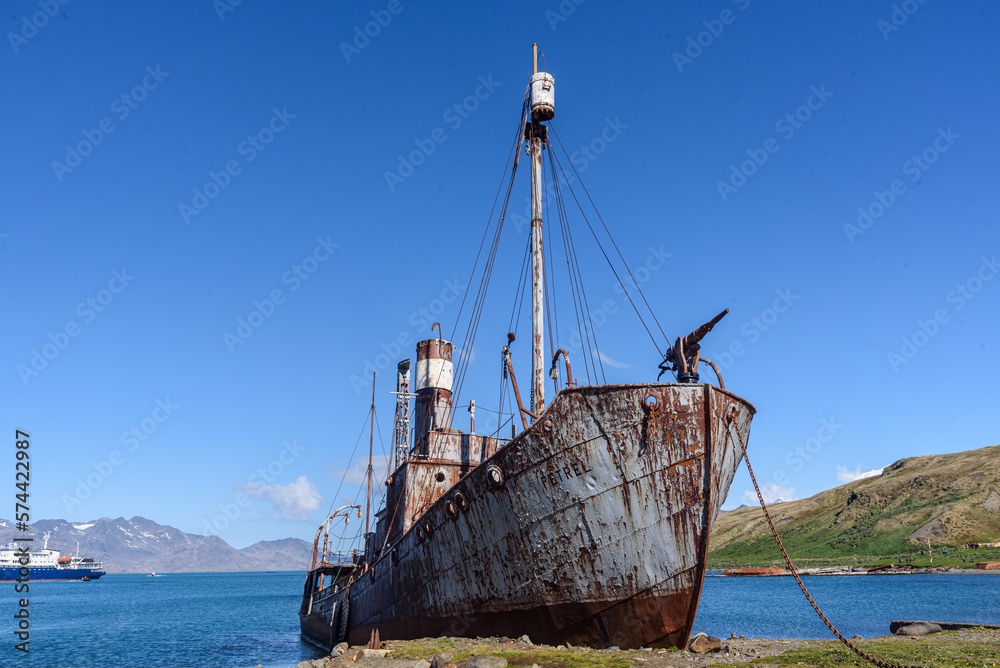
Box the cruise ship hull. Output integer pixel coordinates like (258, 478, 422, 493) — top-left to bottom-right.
(0, 567, 105, 581)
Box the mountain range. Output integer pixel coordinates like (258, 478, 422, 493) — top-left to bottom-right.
(0, 516, 313, 573)
(709, 443, 1000, 567)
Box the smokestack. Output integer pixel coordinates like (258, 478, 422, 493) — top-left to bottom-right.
(413, 338, 454, 455)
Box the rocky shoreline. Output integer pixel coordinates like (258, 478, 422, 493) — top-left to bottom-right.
(277, 627, 999, 668)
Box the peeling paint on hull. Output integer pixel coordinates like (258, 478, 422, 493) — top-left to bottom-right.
(301, 382, 754, 650)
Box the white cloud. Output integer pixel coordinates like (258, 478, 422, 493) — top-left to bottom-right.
(597, 352, 630, 369)
(328, 454, 391, 487)
(743, 484, 796, 505)
(240, 475, 323, 521)
(836, 465, 882, 483)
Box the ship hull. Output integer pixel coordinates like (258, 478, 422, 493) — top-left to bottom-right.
(0, 567, 105, 581)
(302, 382, 753, 650)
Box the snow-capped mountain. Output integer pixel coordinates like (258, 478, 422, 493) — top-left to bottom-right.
(0, 516, 312, 573)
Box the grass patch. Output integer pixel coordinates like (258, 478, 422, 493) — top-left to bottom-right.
(494, 649, 633, 668)
(753, 636, 1000, 668)
(387, 643, 632, 668)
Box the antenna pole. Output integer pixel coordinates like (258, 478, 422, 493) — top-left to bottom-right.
(366, 373, 375, 537)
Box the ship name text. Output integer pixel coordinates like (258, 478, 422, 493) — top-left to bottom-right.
(542, 459, 593, 486)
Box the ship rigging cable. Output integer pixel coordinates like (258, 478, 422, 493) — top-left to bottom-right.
(546, 137, 604, 383)
(454, 94, 677, 414)
(449, 88, 529, 343)
(451, 94, 529, 411)
(322, 406, 375, 524)
(541, 151, 560, 371)
(549, 124, 669, 355)
(727, 416, 922, 668)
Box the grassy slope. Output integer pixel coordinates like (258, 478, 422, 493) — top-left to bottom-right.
(708, 444, 1000, 569)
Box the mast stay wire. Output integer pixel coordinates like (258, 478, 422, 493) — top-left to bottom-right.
(509, 234, 532, 335)
(541, 147, 559, 366)
(548, 144, 593, 383)
(450, 88, 530, 343)
(550, 123, 669, 348)
(548, 123, 665, 358)
(451, 92, 530, 412)
(547, 140, 603, 383)
(322, 406, 373, 521)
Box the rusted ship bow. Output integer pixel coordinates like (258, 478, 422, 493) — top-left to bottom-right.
(301, 45, 755, 651)
(302, 352, 754, 649)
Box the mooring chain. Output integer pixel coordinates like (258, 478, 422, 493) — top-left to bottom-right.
(724, 413, 922, 668)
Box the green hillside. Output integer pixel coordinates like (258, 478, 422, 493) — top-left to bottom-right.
(708, 444, 1000, 569)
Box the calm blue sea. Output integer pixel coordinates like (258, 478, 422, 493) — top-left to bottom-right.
(6, 572, 999, 667)
(693, 572, 1000, 639)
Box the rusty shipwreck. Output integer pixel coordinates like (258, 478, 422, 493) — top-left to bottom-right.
(300, 45, 755, 651)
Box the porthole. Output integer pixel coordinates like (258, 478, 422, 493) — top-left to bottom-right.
(454, 492, 468, 512)
(446, 501, 458, 519)
(436, 471, 446, 483)
(486, 464, 505, 489)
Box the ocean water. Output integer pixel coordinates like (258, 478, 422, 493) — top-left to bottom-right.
(693, 572, 1000, 639)
(12, 572, 326, 668)
(8, 571, 1000, 667)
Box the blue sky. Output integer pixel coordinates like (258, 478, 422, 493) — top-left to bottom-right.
(2, 1, 997, 549)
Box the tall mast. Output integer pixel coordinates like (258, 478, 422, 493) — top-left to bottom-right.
(529, 43, 547, 415)
(366, 372, 375, 537)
